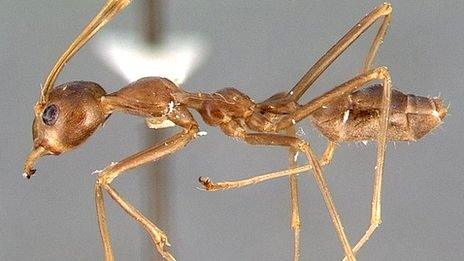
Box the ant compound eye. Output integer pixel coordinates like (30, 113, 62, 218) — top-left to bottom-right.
(42, 104, 59, 125)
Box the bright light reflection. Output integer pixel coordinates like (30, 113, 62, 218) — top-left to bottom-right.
(93, 31, 208, 85)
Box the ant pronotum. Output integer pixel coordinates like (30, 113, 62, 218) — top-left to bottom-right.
(23, 1, 447, 261)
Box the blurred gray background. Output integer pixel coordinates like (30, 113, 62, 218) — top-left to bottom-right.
(1, 0, 463, 260)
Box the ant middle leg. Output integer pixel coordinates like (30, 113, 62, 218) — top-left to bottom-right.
(286, 126, 302, 261)
(236, 2, 393, 190)
(266, 66, 393, 259)
(246, 133, 356, 261)
(198, 139, 336, 191)
(200, 66, 391, 191)
(201, 122, 356, 261)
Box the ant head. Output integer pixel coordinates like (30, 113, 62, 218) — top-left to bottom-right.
(22, 0, 132, 179)
(24, 81, 108, 178)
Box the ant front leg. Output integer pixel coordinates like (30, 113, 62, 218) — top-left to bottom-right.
(95, 106, 199, 261)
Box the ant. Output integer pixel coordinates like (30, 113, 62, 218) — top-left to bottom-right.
(23, 1, 446, 261)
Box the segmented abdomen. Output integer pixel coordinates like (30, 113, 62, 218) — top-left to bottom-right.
(311, 85, 447, 142)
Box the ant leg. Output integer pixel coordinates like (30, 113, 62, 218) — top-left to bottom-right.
(321, 141, 337, 166)
(248, 134, 356, 261)
(284, 66, 395, 258)
(96, 128, 198, 261)
(278, 66, 392, 127)
(268, 0, 390, 165)
(275, 66, 393, 259)
(342, 67, 392, 261)
(211, 1, 390, 192)
(286, 126, 301, 261)
(95, 184, 114, 261)
(199, 67, 391, 191)
(289, 3, 392, 101)
(198, 140, 336, 191)
(95, 119, 199, 261)
(103, 184, 175, 260)
(203, 126, 356, 261)
(339, 8, 392, 261)
(199, 164, 311, 191)
(199, 143, 339, 191)
(362, 5, 392, 72)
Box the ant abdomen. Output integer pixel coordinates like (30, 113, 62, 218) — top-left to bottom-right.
(311, 84, 447, 142)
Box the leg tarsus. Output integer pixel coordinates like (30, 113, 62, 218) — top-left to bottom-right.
(103, 183, 176, 261)
(342, 221, 380, 261)
(321, 141, 337, 166)
(95, 181, 114, 261)
(289, 173, 301, 261)
(230, 132, 357, 260)
(198, 140, 337, 191)
(198, 168, 306, 191)
(201, 132, 355, 260)
(93, 126, 198, 261)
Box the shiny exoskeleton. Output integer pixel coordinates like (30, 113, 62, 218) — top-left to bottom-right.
(24, 74, 447, 260)
(311, 84, 447, 141)
(22, 1, 448, 261)
(26, 79, 446, 168)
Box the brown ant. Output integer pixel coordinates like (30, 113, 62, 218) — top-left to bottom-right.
(23, 1, 446, 260)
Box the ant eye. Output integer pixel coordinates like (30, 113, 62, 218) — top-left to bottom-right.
(42, 104, 59, 125)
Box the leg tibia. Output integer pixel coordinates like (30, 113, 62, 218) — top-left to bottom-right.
(287, 126, 302, 261)
(94, 126, 198, 261)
